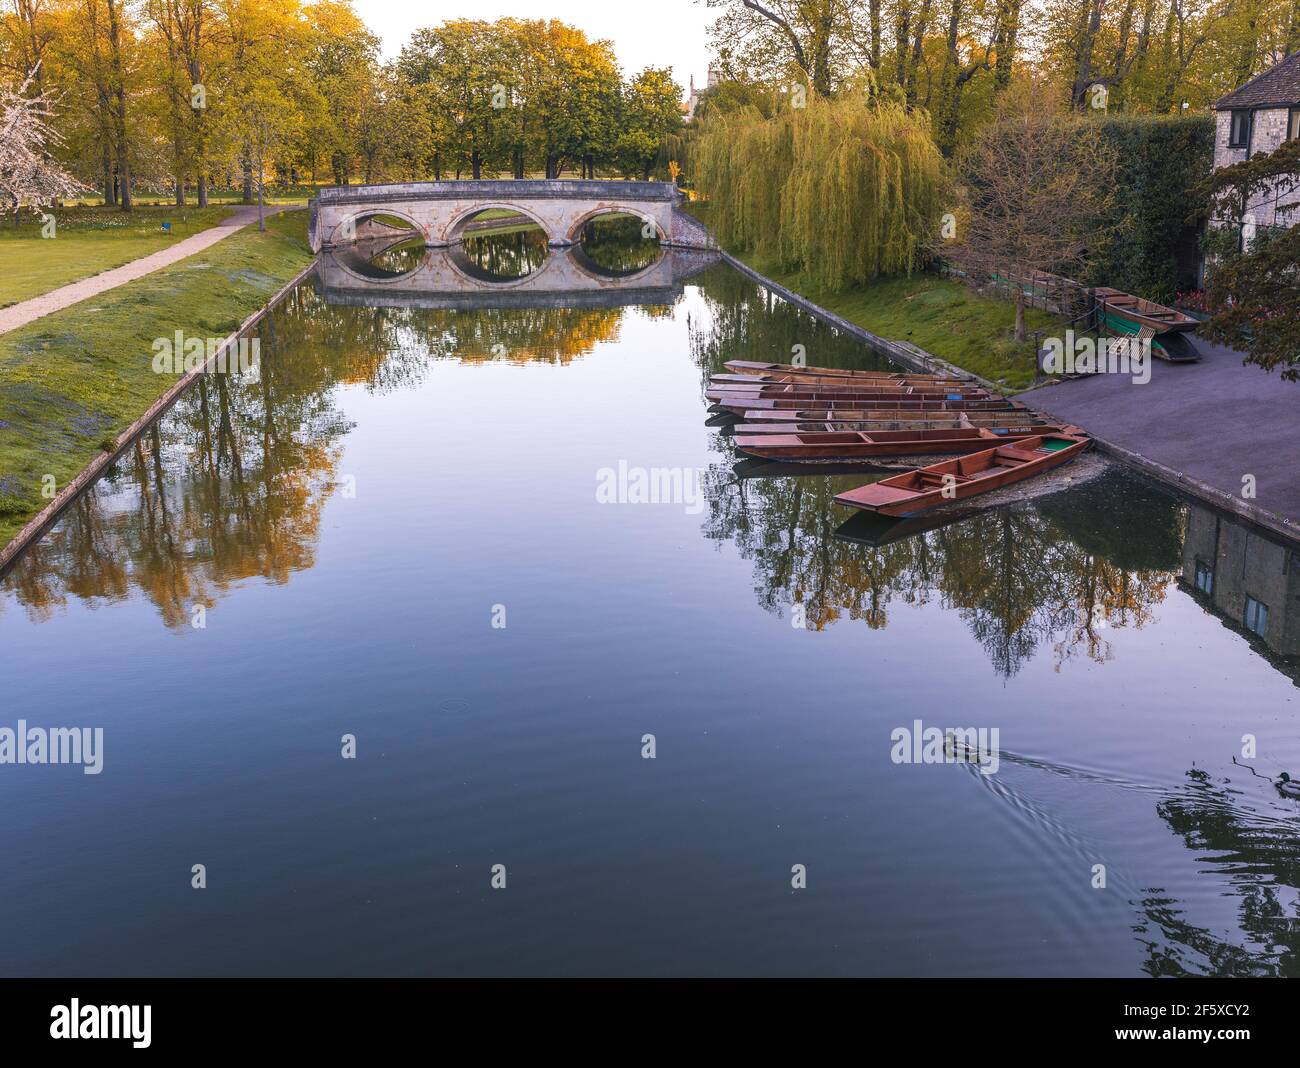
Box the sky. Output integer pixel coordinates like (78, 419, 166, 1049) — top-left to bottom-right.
(357, 0, 717, 96)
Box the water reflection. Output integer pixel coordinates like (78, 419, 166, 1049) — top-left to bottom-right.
(699, 456, 1178, 676)
(1142, 766, 1300, 976)
(6, 252, 1300, 694)
(453, 225, 549, 283)
(575, 214, 662, 276)
(363, 236, 427, 277)
(1180, 506, 1300, 682)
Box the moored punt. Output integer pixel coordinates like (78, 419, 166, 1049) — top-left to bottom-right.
(704, 385, 995, 405)
(714, 395, 1019, 415)
(1092, 287, 1198, 334)
(1092, 287, 1200, 363)
(732, 417, 1059, 435)
(725, 360, 965, 382)
(707, 379, 989, 397)
(735, 425, 1067, 460)
(711, 371, 971, 389)
(833, 433, 1091, 516)
(741, 404, 1030, 423)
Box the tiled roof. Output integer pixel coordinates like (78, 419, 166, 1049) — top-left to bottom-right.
(1216, 52, 1300, 110)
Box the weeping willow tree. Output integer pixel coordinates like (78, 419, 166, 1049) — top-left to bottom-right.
(694, 94, 944, 290)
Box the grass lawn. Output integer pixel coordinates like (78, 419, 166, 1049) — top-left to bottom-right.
(0, 209, 313, 551)
(732, 251, 1059, 392)
(0, 204, 240, 308)
(680, 202, 1060, 391)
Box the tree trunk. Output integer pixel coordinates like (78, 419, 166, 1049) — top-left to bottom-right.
(471, 151, 482, 179)
(175, 178, 185, 206)
(1071, 0, 1106, 108)
(894, 3, 911, 87)
(1014, 292, 1026, 342)
(994, 0, 1021, 90)
(869, 0, 882, 69)
(198, 173, 208, 207)
(242, 158, 254, 204)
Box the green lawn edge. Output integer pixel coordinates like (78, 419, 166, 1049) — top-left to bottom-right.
(0, 209, 314, 551)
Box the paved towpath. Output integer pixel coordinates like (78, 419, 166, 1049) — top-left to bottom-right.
(0, 203, 292, 336)
(1023, 336, 1300, 534)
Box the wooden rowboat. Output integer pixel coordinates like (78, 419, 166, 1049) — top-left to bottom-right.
(725, 360, 960, 382)
(732, 417, 1056, 435)
(1092, 288, 1198, 334)
(741, 404, 1029, 423)
(708, 379, 989, 397)
(714, 395, 1018, 415)
(1092, 287, 1200, 363)
(712, 369, 970, 387)
(705, 385, 994, 405)
(833, 433, 1090, 515)
(735, 425, 1069, 461)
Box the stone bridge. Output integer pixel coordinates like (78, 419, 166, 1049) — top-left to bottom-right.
(308, 179, 713, 253)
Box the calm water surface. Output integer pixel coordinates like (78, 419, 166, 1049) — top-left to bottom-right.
(3, 233, 1300, 977)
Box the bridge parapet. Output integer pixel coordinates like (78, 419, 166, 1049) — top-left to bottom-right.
(308, 179, 705, 253)
(314, 179, 678, 204)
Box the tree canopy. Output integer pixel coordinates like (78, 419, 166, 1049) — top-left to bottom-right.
(0, 5, 685, 210)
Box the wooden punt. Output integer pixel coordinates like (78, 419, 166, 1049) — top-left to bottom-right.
(711, 371, 971, 389)
(735, 425, 1069, 460)
(1092, 287, 1198, 333)
(725, 360, 964, 382)
(705, 384, 995, 405)
(732, 417, 1057, 435)
(714, 395, 1019, 415)
(1092, 287, 1200, 363)
(742, 404, 1029, 423)
(708, 379, 989, 396)
(833, 433, 1090, 515)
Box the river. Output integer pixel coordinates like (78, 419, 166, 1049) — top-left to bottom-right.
(2, 221, 1298, 977)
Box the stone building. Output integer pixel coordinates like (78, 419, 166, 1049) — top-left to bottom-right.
(686, 68, 720, 122)
(1212, 52, 1300, 237)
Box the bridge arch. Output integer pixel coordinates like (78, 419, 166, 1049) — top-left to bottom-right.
(444, 203, 553, 246)
(325, 208, 425, 249)
(563, 206, 666, 247)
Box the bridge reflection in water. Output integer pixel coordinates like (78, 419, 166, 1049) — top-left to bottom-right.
(315, 232, 722, 311)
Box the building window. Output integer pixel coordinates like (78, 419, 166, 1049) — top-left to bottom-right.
(1195, 560, 1214, 596)
(1229, 109, 1253, 148)
(1245, 595, 1269, 637)
(1290, 108, 1300, 143)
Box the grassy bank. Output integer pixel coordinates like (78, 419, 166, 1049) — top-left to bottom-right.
(0, 209, 313, 551)
(682, 202, 1058, 390)
(0, 205, 245, 307)
(732, 250, 1058, 391)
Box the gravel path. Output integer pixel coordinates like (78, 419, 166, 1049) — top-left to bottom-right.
(0, 203, 293, 336)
